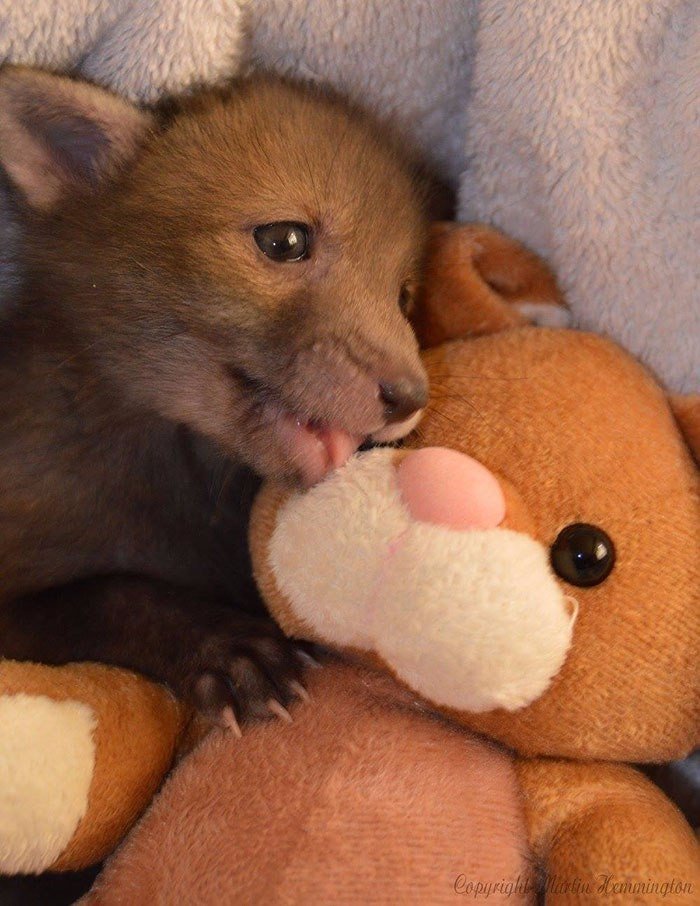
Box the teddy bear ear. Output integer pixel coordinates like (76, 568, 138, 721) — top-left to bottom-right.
(411, 222, 568, 348)
(669, 394, 700, 463)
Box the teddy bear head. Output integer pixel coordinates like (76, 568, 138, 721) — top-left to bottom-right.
(250, 225, 699, 764)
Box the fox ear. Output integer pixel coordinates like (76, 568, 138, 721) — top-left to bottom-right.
(412, 222, 568, 348)
(669, 394, 700, 463)
(0, 66, 153, 211)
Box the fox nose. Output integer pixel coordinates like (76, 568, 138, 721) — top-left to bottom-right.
(379, 378, 429, 424)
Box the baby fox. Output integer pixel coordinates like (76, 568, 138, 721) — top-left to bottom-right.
(0, 67, 428, 724)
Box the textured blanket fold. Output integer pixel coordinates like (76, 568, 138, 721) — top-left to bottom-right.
(0, 0, 247, 102)
(458, 0, 699, 392)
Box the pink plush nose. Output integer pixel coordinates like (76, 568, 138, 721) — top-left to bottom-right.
(397, 447, 506, 530)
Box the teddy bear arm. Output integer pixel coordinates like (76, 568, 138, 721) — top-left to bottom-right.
(0, 660, 187, 874)
(515, 758, 700, 905)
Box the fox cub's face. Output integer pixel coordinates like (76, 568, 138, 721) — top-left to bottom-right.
(0, 69, 428, 484)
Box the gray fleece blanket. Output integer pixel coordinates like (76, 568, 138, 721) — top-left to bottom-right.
(1, 0, 697, 391)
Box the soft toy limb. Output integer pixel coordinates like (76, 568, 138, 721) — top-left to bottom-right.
(0, 660, 186, 874)
(85, 662, 536, 905)
(516, 758, 700, 904)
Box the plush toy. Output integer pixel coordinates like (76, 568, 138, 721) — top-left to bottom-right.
(85, 225, 699, 904)
(0, 660, 189, 874)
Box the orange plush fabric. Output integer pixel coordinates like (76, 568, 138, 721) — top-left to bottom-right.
(86, 662, 534, 905)
(418, 328, 699, 761)
(412, 222, 564, 347)
(0, 660, 187, 873)
(517, 759, 699, 904)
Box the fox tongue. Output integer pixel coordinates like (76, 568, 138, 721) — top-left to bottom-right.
(314, 425, 361, 472)
(275, 413, 363, 486)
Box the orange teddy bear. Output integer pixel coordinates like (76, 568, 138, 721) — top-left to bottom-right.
(84, 225, 699, 905)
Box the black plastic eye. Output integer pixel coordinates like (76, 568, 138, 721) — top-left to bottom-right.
(550, 523, 615, 587)
(253, 222, 310, 262)
(399, 282, 414, 316)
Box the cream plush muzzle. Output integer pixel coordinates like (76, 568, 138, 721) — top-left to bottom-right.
(267, 448, 576, 713)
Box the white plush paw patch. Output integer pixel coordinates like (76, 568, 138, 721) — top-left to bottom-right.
(0, 693, 96, 873)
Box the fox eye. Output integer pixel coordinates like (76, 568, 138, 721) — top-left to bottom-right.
(253, 222, 310, 262)
(399, 282, 415, 316)
(550, 523, 615, 587)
